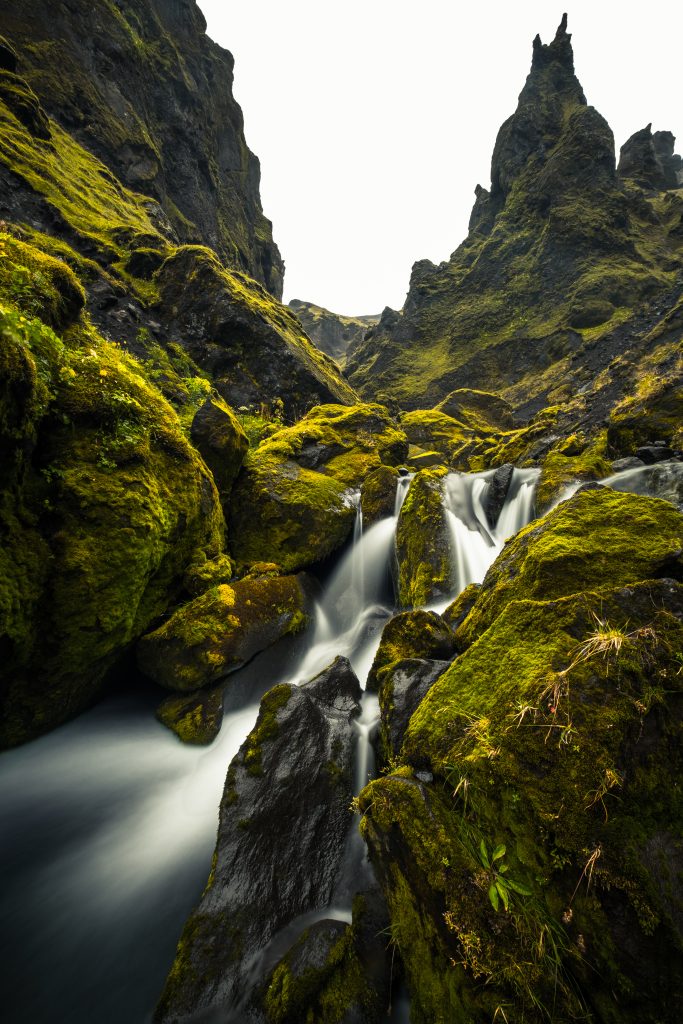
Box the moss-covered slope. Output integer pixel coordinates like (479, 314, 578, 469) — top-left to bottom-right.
(0, 0, 284, 295)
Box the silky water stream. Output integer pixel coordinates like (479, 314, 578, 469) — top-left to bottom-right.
(1, 468, 545, 1023)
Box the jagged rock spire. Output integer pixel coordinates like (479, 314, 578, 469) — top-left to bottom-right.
(532, 13, 574, 70)
(619, 124, 683, 189)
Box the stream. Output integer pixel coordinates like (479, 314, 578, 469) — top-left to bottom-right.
(1, 462, 679, 1023)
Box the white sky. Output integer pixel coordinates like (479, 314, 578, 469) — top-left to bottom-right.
(197, 1, 683, 316)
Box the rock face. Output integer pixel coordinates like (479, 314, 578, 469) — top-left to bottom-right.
(0, 233, 224, 749)
(137, 574, 313, 691)
(377, 658, 450, 761)
(155, 656, 362, 1021)
(618, 125, 683, 190)
(0, 0, 284, 294)
(289, 299, 380, 365)
(345, 15, 683, 456)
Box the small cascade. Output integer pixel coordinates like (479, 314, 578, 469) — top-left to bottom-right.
(603, 460, 683, 507)
(435, 467, 540, 610)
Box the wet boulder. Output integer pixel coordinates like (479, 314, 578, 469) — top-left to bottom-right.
(137, 574, 313, 691)
(484, 462, 514, 528)
(155, 656, 362, 1022)
(442, 582, 481, 637)
(378, 658, 450, 761)
(360, 464, 399, 526)
(395, 468, 454, 607)
(367, 609, 456, 692)
(229, 403, 407, 572)
(259, 889, 392, 1024)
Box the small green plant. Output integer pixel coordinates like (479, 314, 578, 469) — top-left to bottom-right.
(478, 840, 531, 912)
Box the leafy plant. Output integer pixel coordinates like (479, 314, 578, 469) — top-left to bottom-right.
(478, 840, 531, 912)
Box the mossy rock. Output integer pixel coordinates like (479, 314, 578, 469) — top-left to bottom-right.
(229, 403, 407, 572)
(156, 685, 224, 746)
(137, 574, 312, 691)
(459, 487, 683, 647)
(362, 579, 683, 1024)
(396, 467, 454, 607)
(261, 891, 390, 1024)
(536, 430, 612, 511)
(442, 583, 481, 634)
(189, 393, 248, 499)
(156, 246, 358, 416)
(360, 464, 399, 526)
(367, 609, 456, 692)
(183, 553, 235, 597)
(436, 388, 515, 431)
(0, 235, 224, 747)
(401, 408, 473, 461)
(608, 373, 683, 457)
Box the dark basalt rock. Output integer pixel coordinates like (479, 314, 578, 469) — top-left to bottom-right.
(611, 456, 645, 472)
(360, 465, 399, 526)
(379, 658, 450, 759)
(155, 656, 362, 1022)
(618, 124, 683, 190)
(484, 463, 515, 528)
(636, 444, 675, 464)
(367, 610, 456, 692)
(190, 394, 248, 498)
(0, 34, 17, 72)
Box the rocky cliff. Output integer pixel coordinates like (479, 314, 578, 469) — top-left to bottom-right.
(288, 298, 379, 366)
(0, 0, 284, 295)
(346, 15, 683, 447)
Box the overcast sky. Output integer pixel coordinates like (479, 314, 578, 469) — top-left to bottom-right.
(197, 1, 683, 316)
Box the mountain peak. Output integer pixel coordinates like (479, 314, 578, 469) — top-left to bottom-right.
(532, 13, 573, 70)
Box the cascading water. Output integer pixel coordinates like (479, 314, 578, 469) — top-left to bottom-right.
(0, 467, 539, 1024)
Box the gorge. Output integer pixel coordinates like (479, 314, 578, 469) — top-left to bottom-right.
(0, 4, 681, 1024)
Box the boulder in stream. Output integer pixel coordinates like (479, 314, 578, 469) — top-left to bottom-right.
(155, 656, 362, 1022)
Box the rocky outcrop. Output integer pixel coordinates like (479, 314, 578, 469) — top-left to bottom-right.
(289, 299, 380, 366)
(157, 246, 357, 417)
(0, 0, 284, 294)
(155, 657, 362, 1021)
(155, 684, 224, 745)
(137, 574, 313, 691)
(360, 465, 400, 526)
(378, 658, 450, 761)
(618, 125, 683, 190)
(229, 403, 408, 572)
(395, 468, 454, 606)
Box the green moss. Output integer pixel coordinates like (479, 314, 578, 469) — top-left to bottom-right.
(360, 464, 399, 526)
(0, 234, 224, 748)
(395, 467, 454, 607)
(458, 487, 682, 647)
(243, 684, 292, 777)
(183, 553, 235, 597)
(400, 409, 474, 462)
(137, 576, 310, 691)
(536, 430, 612, 511)
(362, 579, 683, 1023)
(229, 403, 407, 572)
(156, 685, 224, 746)
(367, 609, 455, 692)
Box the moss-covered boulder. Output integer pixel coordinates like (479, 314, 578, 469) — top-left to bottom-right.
(260, 890, 391, 1024)
(361, 579, 683, 1024)
(189, 394, 248, 499)
(157, 246, 358, 416)
(378, 658, 451, 764)
(459, 487, 682, 647)
(137, 574, 312, 691)
(442, 583, 481, 633)
(401, 409, 473, 462)
(536, 431, 612, 511)
(182, 553, 235, 597)
(155, 685, 224, 746)
(0, 236, 224, 748)
(396, 468, 454, 607)
(367, 610, 456, 692)
(360, 464, 399, 526)
(229, 403, 408, 571)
